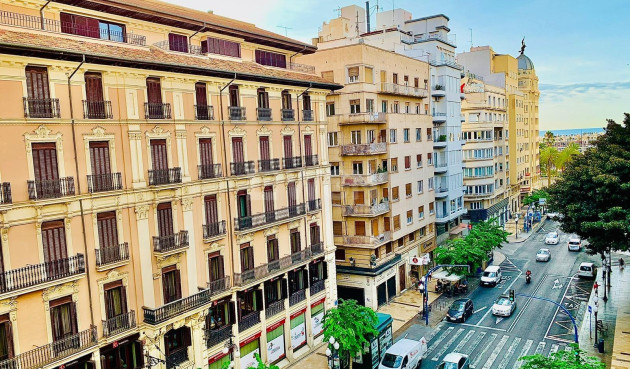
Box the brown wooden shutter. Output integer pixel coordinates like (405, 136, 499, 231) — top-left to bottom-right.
(308, 179, 315, 202)
(245, 194, 252, 217)
(259, 136, 270, 161)
(204, 195, 218, 225)
(146, 78, 162, 104)
(157, 203, 174, 238)
(32, 143, 59, 182)
(228, 85, 239, 107)
(195, 82, 207, 106)
(89, 141, 111, 176)
(283, 135, 293, 158)
(97, 211, 118, 248)
(405, 156, 411, 169)
(384, 217, 391, 232)
(42, 220, 68, 263)
(25, 66, 50, 100)
(232, 137, 244, 163)
(355, 221, 366, 236)
(354, 191, 365, 205)
(199, 138, 213, 166)
(150, 139, 168, 171)
(304, 135, 312, 157)
(84, 73, 104, 102)
(287, 182, 296, 207)
(333, 221, 343, 235)
(264, 186, 274, 213)
(218, 255, 225, 280)
(174, 269, 182, 300)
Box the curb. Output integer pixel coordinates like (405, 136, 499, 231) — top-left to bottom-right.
(509, 215, 548, 243)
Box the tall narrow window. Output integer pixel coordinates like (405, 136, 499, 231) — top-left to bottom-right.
(304, 134, 314, 166)
(0, 315, 13, 361)
(104, 280, 127, 320)
(195, 82, 212, 120)
(281, 90, 292, 110)
(42, 220, 68, 277)
(310, 223, 321, 246)
(290, 229, 301, 254)
(150, 139, 168, 171)
(146, 78, 162, 104)
(232, 137, 244, 163)
(168, 33, 188, 53)
(208, 253, 225, 282)
(26, 66, 51, 100)
(240, 243, 254, 272)
(162, 265, 182, 303)
(84, 72, 107, 118)
(229, 85, 239, 107)
(49, 296, 78, 342)
(287, 182, 297, 209)
(267, 236, 279, 262)
(97, 211, 118, 249)
(307, 179, 316, 202)
(257, 88, 269, 109)
(204, 195, 220, 238)
(283, 135, 294, 162)
(32, 142, 59, 184)
(157, 202, 174, 238)
(264, 186, 275, 222)
(198, 138, 215, 178)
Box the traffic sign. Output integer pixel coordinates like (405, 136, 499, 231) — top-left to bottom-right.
(588, 305, 592, 313)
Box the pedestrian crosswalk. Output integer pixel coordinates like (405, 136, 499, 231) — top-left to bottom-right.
(423, 325, 573, 369)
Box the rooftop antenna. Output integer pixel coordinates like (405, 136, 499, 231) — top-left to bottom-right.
(469, 28, 473, 49)
(334, 6, 341, 17)
(277, 25, 291, 37)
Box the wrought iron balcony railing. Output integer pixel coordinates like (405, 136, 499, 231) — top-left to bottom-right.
(195, 105, 214, 120)
(153, 231, 189, 254)
(233, 247, 312, 286)
(341, 172, 389, 186)
(265, 300, 285, 318)
(343, 201, 390, 217)
(334, 232, 392, 247)
(311, 242, 324, 256)
(203, 221, 226, 239)
(283, 156, 303, 169)
(144, 103, 172, 119)
(102, 311, 136, 338)
(23, 97, 60, 118)
(229, 106, 246, 121)
(256, 108, 272, 121)
(340, 142, 387, 156)
(0, 254, 85, 295)
(166, 349, 189, 369)
(207, 276, 231, 297)
(230, 161, 256, 176)
(95, 243, 129, 267)
(87, 173, 122, 193)
(198, 164, 223, 180)
(153, 40, 202, 55)
(82, 100, 113, 119)
(289, 289, 306, 306)
(234, 204, 305, 231)
(281, 109, 295, 121)
(143, 288, 212, 325)
(302, 109, 314, 121)
(238, 311, 261, 332)
(205, 324, 233, 349)
(27, 177, 75, 200)
(304, 155, 319, 167)
(0, 183, 11, 204)
(310, 280, 325, 296)
(258, 159, 280, 172)
(148, 168, 182, 185)
(307, 199, 321, 213)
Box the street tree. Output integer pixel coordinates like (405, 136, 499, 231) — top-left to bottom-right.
(548, 115, 630, 255)
(540, 146, 559, 187)
(520, 344, 604, 369)
(466, 218, 509, 253)
(246, 353, 279, 369)
(556, 142, 580, 172)
(323, 299, 378, 368)
(523, 189, 549, 207)
(543, 130, 556, 147)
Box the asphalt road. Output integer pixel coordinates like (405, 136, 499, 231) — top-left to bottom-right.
(401, 219, 600, 369)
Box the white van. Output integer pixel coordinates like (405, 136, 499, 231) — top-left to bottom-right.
(379, 338, 427, 369)
(480, 266, 502, 287)
(578, 262, 596, 279)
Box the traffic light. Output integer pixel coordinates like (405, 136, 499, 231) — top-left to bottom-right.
(509, 289, 515, 302)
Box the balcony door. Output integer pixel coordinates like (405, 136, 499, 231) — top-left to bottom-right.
(162, 265, 182, 303)
(26, 66, 51, 100)
(304, 134, 313, 159)
(50, 296, 78, 342)
(307, 179, 315, 203)
(97, 211, 119, 250)
(283, 136, 293, 159)
(85, 72, 104, 102)
(0, 315, 13, 362)
(195, 82, 207, 106)
(232, 137, 244, 163)
(157, 203, 174, 239)
(204, 195, 219, 226)
(104, 280, 127, 320)
(208, 253, 225, 283)
(146, 78, 162, 104)
(150, 139, 168, 171)
(310, 223, 321, 245)
(240, 243, 254, 272)
(228, 85, 239, 107)
(257, 88, 269, 109)
(199, 138, 214, 177)
(287, 182, 297, 212)
(264, 186, 274, 220)
(288, 268, 308, 293)
(281, 90, 292, 110)
(302, 94, 311, 111)
(42, 220, 69, 276)
(237, 289, 262, 318)
(259, 136, 270, 162)
(290, 229, 301, 254)
(237, 190, 251, 219)
(33, 142, 59, 183)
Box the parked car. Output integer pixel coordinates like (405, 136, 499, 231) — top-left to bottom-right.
(545, 232, 559, 245)
(379, 338, 427, 369)
(536, 248, 551, 262)
(437, 353, 470, 369)
(480, 266, 502, 287)
(446, 298, 474, 323)
(578, 262, 596, 279)
(547, 212, 559, 220)
(492, 295, 517, 317)
(568, 237, 582, 252)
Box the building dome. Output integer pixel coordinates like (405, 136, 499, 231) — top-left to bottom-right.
(517, 54, 534, 70)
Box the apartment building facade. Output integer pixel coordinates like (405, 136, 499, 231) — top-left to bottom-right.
(298, 42, 436, 309)
(459, 74, 510, 224)
(516, 54, 541, 192)
(0, 1, 341, 369)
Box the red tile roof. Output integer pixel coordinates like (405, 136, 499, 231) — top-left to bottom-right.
(0, 28, 339, 89)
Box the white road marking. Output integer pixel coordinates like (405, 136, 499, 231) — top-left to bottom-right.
(496, 316, 504, 324)
(512, 340, 534, 369)
(473, 306, 487, 314)
(549, 344, 559, 355)
(470, 333, 498, 368)
(481, 335, 510, 369)
(552, 279, 563, 289)
(425, 326, 453, 358)
(463, 331, 487, 355)
(453, 330, 475, 353)
(432, 328, 464, 361)
(498, 337, 521, 369)
(534, 341, 546, 355)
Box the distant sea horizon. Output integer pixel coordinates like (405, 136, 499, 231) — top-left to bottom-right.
(539, 127, 605, 137)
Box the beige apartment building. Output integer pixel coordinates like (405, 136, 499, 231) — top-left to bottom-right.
(459, 73, 510, 224)
(517, 54, 541, 192)
(298, 43, 436, 310)
(0, 1, 341, 369)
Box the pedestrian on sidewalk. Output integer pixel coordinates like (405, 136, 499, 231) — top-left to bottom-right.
(620, 257, 625, 270)
(593, 281, 598, 295)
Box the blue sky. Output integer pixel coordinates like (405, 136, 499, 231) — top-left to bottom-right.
(167, 0, 630, 130)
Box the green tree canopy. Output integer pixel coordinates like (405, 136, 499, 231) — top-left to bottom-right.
(520, 344, 604, 369)
(543, 130, 556, 147)
(556, 142, 580, 172)
(523, 189, 549, 207)
(548, 115, 630, 255)
(540, 146, 559, 187)
(245, 353, 279, 369)
(323, 299, 378, 363)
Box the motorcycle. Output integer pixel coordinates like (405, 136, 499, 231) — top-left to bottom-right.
(525, 274, 531, 284)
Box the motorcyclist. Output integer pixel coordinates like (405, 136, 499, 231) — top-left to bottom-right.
(525, 270, 532, 282)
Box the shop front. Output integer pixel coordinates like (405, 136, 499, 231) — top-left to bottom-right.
(239, 333, 261, 369)
(208, 351, 232, 369)
(290, 309, 307, 352)
(54, 353, 95, 369)
(266, 319, 286, 365)
(99, 333, 144, 369)
(310, 299, 325, 338)
(351, 313, 393, 369)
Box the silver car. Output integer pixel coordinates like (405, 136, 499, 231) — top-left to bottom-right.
(536, 248, 551, 262)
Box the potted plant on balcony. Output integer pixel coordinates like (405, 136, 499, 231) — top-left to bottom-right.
(439, 135, 447, 142)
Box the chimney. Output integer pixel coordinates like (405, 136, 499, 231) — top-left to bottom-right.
(365, 1, 370, 32)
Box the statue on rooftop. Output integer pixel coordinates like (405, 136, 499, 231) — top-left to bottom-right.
(520, 37, 526, 55)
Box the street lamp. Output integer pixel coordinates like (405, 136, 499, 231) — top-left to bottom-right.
(514, 214, 520, 239)
(326, 337, 341, 369)
(221, 336, 239, 368)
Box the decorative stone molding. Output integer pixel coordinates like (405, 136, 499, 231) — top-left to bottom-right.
(288, 220, 301, 230)
(197, 126, 212, 136)
(228, 126, 246, 137)
(176, 131, 187, 139)
(135, 205, 150, 220)
(256, 126, 272, 136)
(0, 297, 17, 322)
(128, 132, 142, 140)
(281, 126, 295, 136)
(1, 229, 7, 242)
(181, 198, 194, 212)
(263, 226, 279, 237)
(203, 242, 223, 253)
(236, 232, 254, 244)
(24, 125, 66, 180)
(42, 281, 79, 309)
(302, 125, 314, 134)
(156, 253, 182, 269)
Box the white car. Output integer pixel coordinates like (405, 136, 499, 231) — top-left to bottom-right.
(568, 238, 582, 252)
(480, 266, 502, 287)
(545, 232, 559, 245)
(492, 295, 517, 317)
(547, 212, 559, 220)
(438, 353, 470, 369)
(536, 248, 551, 262)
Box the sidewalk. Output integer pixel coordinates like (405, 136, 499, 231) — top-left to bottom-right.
(505, 214, 547, 243)
(578, 253, 630, 368)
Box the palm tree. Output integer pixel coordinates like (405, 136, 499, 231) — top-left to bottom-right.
(556, 142, 581, 172)
(543, 131, 555, 147)
(540, 146, 559, 187)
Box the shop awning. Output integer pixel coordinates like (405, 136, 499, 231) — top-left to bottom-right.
(431, 270, 464, 282)
(450, 224, 467, 235)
